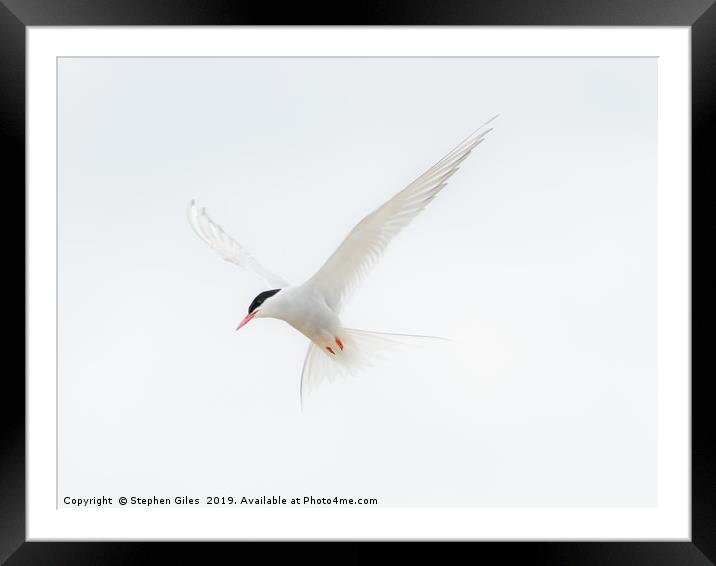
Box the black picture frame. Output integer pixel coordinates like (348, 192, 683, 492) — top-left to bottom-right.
(5, 1, 708, 564)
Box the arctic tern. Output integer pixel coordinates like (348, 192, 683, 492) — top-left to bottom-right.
(188, 116, 497, 403)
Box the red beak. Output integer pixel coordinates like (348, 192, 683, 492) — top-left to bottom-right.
(236, 310, 257, 331)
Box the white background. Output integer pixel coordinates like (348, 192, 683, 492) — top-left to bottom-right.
(27, 27, 689, 540)
(57, 55, 657, 508)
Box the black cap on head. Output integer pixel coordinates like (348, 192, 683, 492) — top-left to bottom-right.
(248, 289, 281, 314)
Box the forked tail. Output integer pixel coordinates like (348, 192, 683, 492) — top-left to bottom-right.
(299, 328, 449, 408)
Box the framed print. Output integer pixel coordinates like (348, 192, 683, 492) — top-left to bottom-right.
(5, 1, 709, 564)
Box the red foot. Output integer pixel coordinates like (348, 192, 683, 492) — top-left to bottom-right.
(335, 337, 344, 351)
(326, 346, 335, 355)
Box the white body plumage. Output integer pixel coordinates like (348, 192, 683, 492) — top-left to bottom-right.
(256, 284, 342, 351)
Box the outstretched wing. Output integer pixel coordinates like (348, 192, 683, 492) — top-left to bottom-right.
(187, 200, 289, 288)
(307, 116, 497, 312)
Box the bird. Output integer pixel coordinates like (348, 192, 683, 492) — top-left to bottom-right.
(187, 115, 497, 404)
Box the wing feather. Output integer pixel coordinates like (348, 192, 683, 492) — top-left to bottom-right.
(308, 116, 497, 312)
(187, 200, 289, 288)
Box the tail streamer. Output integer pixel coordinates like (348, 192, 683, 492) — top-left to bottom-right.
(299, 328, 449, 408)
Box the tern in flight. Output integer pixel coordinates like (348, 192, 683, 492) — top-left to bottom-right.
(188, 116, 497, 403)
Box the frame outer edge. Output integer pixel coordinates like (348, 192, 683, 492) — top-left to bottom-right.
(691, 1, 716, 563)
(0, 0, 27, 564)
(6, 0, 712, 562)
